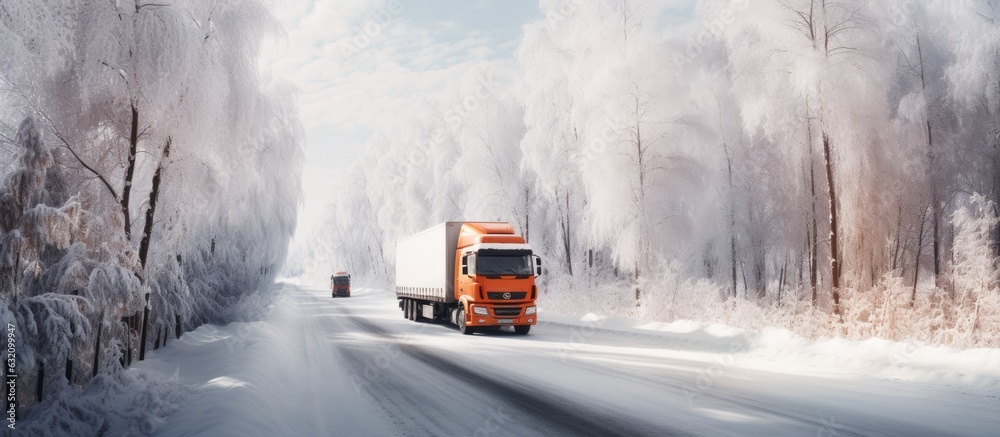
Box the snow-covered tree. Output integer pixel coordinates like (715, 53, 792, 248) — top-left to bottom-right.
(950, 194, 1000, 345)
(0, 118, 89, 374)
(0, 0, 302, 404)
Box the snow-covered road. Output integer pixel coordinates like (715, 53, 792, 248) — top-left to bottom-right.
(124, 284, 1000, 436)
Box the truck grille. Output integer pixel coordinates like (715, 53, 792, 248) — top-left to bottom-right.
(493, 307, 522, 317)
(487, 292, 527, 300)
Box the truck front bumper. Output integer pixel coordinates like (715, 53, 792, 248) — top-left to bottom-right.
(466, 307, 537, 327)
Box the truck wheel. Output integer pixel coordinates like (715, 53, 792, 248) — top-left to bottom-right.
(457, 308, 474, 335)
(514, 325, 531, 335)
(409, 300, 419, 322)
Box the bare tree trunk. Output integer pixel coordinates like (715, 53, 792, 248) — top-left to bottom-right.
(810, 133, 819, 304)
(740, 261, 749, 296)
(725, 148, 737, 299)
(139, 293, 150, 361)
(92, 313, 103, 378)
(778, 255, 787, 306)
(138, 138, 171, 271)
(802, 102, 821, 304)
(730, 229, 738, 299)
(912, 206, 928, 307)
(932, 176, 940, 285)
(892, 203, 903, 271)
(524, 186, 531, 243)
(122, 104, 140, 242)
(560, 191, 573, 275)
(801, 219, 808, 290)
(632, 93, 647, 300)
(714, 91, 739, 298)
(914, 33, 942, 288)
(823, 132, 842, 316)
(754, 248, 766, 300)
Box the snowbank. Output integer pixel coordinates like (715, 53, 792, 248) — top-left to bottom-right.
(540, 310, 1000, 392)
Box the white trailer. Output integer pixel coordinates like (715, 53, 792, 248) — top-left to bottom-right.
(395, 221, 464, 303)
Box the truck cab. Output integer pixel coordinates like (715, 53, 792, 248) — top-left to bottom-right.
(453, 223, 540, 335)
(331, 271, 351, 297)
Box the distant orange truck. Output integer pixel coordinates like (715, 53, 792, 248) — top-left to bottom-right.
(331, 271, 351, 297)
(396, 222, 541, 335)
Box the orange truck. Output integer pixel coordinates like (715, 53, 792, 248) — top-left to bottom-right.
(396, 222, 541, 335)
(331, 271, 351, 297)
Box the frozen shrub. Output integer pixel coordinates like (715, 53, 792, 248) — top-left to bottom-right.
(950, 194, 1000, 346)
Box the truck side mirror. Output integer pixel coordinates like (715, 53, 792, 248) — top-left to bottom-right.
(461, 255, 469, 276)
(534, 256, 542, 276)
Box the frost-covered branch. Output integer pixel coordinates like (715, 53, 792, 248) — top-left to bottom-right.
(48, 125, 120, 203)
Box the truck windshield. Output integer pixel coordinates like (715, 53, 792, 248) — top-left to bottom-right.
(333, 277, 349, 285)
(476, 254, 533, 277)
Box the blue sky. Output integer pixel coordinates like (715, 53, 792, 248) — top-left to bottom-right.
(404, 0, 541, 48)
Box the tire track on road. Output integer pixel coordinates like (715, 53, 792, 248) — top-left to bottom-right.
(337, 306, 689, 437)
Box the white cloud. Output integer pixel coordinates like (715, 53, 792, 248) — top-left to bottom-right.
(263, 0, 520, 141)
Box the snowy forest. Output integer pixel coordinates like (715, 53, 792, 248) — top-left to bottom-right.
(0, 0, 302, 406)
(307, 0, 1000, 348)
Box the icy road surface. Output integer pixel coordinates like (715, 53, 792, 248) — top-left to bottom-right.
(137, 284, 999, 436)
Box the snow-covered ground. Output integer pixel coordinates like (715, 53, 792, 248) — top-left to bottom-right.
(23, 282, 1000, 436)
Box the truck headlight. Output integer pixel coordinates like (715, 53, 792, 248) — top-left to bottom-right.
(473, 306, 489, 315)
(525, 306, 536, 315)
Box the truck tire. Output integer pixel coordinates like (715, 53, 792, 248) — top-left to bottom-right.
(457, 307, 474, 335)
(514, 325, 531, 335)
